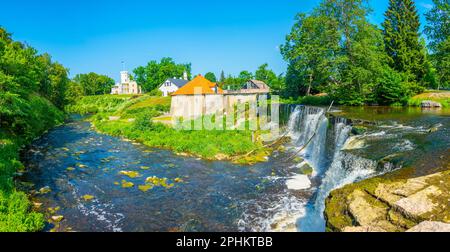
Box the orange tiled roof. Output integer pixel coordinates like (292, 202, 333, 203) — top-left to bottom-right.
(171, 75, 224, 96)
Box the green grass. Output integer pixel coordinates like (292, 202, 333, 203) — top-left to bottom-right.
(407, 91, 450, 108)
(65, 95, 144, 114)
(72, 95, 266, 163)
(0, 139, 45, 232)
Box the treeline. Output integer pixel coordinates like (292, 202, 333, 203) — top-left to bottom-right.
(68, 72, 115, 98)
(205, 64, 285, 93)
(133, 57, 192, 93)
(281, 0, 449, 105)
(130, 58, 285, 94)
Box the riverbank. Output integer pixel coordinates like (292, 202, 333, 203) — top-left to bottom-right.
(408, 91, 450, 108)
(67, 95, 272, 164)
(0, 95, 65, 232)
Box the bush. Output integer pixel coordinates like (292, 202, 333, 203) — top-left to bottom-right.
(148, 89, 163, 97)
(375, 68, 411, 106)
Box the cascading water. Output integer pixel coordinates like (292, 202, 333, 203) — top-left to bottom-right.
(285, 105, 388, 232)
(287, 106, 329, 174)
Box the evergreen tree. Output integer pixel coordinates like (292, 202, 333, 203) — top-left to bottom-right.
(219, 70, 226, 88)
(382, 0, 427, 83)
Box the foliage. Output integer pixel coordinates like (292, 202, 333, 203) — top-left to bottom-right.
(375, 68, 410, 105)
(281, 95, 333, 106)
(72, 72, 115, 96)
(65, 95, 139, 114)
(281, 13, 339, 96)
(133, 57, 191, 93)
(425, 1, 450, 89)
(204, 72, 217, 83)
(254, 63, 285, 93)
(424, 0, 450, 52)
(220, 65, 284, 92)
(280, 0, 440, 106)
(383, 0, 429, 85)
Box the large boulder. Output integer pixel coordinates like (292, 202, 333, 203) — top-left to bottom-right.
(407, 221, 450, 232)
(421, 100, 442, 108)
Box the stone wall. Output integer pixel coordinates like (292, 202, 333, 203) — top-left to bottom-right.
(171, 94, 260, 119)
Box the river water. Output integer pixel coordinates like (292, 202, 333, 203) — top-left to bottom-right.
(19, 107, 449, 232)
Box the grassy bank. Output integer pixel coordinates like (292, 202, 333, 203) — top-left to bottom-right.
(0, 95, 64, 232)
(408, 91, 450, 108)
(70, 95, 269, 164)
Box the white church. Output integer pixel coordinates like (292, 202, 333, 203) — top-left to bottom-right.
(111, 71, 142, 95)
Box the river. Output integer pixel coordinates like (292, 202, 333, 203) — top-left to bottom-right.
(19, 106, 449, 232)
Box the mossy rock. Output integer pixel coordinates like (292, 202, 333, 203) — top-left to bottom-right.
(82, 195, 95, 201)
(299, 163, 314, 175)
(351, 126, 367, 135)
(121, 180, 134, 188)
(119, 170, 142, 178)
(138, 184, 154, 192)
(51, 215, 64, 222)
(39, 186, 52, 194)
(174, 178, 184, 183)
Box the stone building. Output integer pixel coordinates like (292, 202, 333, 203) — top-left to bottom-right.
(170, 75, 270, 119)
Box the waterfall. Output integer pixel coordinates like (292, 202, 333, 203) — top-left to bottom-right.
(286, 105, 382, 232)
(287, 106, 329, 174)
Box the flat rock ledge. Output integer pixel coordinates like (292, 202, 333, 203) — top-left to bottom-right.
(406, 221, 450, 232)
(325, 170, 450, 232)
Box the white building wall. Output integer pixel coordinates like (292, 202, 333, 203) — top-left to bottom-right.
(159, 82, 179, 97)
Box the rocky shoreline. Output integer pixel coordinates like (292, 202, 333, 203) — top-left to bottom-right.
(325, 167, 450, 232)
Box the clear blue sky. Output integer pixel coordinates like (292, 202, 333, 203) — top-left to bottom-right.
(0, 0, 434, 82)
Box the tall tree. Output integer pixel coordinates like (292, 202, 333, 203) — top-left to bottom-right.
(238, 71, 254, 82)
(425, 0, 450, 88)
(282, 0, 389, 105)
(204, 72, 217, 82)
(219, 70, 226, 88)
(382, 0, 428, 84)
(255, 63, 285, 93)
(424, 0, 450, 52)
(133, 57, 191, 92)
(281, 13, 340, 96)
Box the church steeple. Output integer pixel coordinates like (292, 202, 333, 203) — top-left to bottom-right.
(183, 71, 188, 81)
